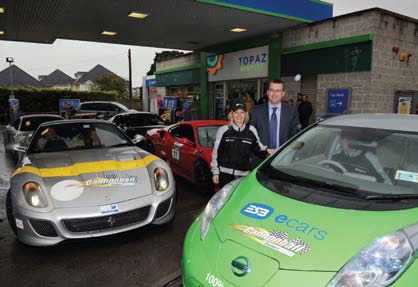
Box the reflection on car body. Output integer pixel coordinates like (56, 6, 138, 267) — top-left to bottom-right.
(7, 120, 175, 246)
(146, 120, 228, 194)
(182, 114, 418, 287)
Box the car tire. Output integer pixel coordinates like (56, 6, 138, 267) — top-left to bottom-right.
(6, 190, 17, 235)
(194, 161, 214, 195)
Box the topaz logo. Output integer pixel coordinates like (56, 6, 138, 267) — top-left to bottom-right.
(241, 203, 273, 219)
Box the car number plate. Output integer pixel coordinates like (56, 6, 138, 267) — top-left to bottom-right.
(100, 204, 119, 214)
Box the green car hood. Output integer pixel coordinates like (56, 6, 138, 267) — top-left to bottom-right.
(213, 173, 418, 271)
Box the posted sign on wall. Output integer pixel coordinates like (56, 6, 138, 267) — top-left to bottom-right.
(208, 46, 269, 82)
(326, 88, 351, 114)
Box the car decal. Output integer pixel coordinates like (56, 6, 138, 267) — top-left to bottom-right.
(100, 204, 119, 214)
(241, 203, 274, 219)
(11, 155, 160, 177)
(51, 179, 85, 201)
(230, 224, 311, 257)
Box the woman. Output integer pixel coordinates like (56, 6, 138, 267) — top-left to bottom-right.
(211, 100, 272, 188)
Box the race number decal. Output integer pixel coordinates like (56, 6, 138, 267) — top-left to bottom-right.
(205, 273, 224, 287)
(171, 142, 183, 161)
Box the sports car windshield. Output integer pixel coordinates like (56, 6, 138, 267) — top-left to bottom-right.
(28, 122, 132, 153)
(197, 125, 223, 148)
(264, 125, 418, 198)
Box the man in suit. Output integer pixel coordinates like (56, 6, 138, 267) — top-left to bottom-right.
(251, 79, 300, 161)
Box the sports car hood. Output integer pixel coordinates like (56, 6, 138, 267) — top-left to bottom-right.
(16, 148, 156, 208)
(214, 173, 418, 271)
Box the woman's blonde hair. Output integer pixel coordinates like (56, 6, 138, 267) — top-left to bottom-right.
(228, 110, 250, 125)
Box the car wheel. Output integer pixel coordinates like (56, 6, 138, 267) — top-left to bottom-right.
(6, 190, 17, 235)
(194, 161, 214, 195)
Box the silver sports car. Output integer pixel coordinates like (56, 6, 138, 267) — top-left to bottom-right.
(6, 119, 175, 246)
(3, 114, 64, 160)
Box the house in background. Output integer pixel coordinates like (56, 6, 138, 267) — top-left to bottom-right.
(72, 64, 124, 91)
(39, 69, 75, 89)
(0, 65, 46, 89)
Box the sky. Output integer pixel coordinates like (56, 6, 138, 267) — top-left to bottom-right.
(0, 0, 417, 88)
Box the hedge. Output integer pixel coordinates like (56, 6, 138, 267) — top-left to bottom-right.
(0, 87, 118, 123)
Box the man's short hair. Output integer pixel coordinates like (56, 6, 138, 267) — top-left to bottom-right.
(269, 79, 285, 91)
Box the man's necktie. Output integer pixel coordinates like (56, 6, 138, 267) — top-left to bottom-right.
(269, 107, 278, 148)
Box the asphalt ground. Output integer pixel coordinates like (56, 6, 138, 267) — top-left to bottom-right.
(0, 126, 210, 287)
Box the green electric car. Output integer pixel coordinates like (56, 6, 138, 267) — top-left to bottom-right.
(182, 114, 418, 287)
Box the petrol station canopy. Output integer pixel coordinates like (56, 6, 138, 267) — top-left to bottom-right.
(0, 0, 333, 50)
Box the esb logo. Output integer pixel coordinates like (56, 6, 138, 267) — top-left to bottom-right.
(241, 203, 274, 219)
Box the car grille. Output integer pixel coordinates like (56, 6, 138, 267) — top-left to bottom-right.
(63, 206, 151, 233)
(30, 219, 58, 237)
(155, 198, 172, 219)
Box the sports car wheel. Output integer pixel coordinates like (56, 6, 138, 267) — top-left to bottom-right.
(194, 161, 214, 195)
(6, 190, 17, 235)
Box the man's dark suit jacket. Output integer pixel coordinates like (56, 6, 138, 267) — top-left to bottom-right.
(250, 102, 300, 149)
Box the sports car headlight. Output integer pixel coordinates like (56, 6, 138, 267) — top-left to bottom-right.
(153, 168, 169, 191)
(22, 182, 48, 208)
(327, 231, 414, 287)
(200, 177, 243, 240)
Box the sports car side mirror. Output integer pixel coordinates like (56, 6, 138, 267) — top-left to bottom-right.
(132, 134, 145, 145)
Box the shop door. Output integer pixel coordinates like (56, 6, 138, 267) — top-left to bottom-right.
(227, 80, 257, 113)
(300, 75, 318, 124)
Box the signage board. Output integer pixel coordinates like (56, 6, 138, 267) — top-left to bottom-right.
(397, 97, 411, 114)
(146, 79, 156, 87)
(326, 88, 351, 114)
(208, 46, 269, 82)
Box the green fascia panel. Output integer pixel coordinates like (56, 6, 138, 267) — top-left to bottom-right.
(155, 69, 200, 87)
(200, 52, 209, 120)
(196, 0, 312, 23)
(282, 34, 374, 54)
(310, 0, 333, 7)
(268, 34, 282, 81)
(154, 64, 201, 75)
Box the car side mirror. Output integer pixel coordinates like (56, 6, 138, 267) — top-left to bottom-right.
(177, 137, 194, 147)
(132, 134, 145, 145)
(159, 131, 166, 139)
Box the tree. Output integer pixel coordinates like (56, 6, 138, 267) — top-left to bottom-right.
(94, 74, 128, 98)
(147, 51, 185, 75)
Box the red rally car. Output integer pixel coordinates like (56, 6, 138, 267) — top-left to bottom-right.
(145, 120, 228, 194)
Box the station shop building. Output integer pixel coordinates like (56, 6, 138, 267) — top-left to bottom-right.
(151, 8, 418, 121)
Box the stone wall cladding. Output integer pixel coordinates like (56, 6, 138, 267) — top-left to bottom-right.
(156, 53, 200, 71)
(282, 9, 418, 114)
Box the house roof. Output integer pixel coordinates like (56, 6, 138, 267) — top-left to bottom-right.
(76, 64, 123, 84)
(40, 69, 75, 86)
(0, 65, 46, 88)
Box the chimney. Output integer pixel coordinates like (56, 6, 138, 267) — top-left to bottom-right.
(75, 72, 87, 81)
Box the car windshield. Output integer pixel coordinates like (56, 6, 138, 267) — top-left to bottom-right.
(127, 114, 163, 126)
(196, 126, 222, 148)
(262, 125, 418, 198)
(20, 116, 61, 132)
(28, 122, 132, 153)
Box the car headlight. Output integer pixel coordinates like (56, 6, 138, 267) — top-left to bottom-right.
(200, 177, 243, 240)
(22, 182, 48, 208)
(153, 168, 169, 191)
(327, 231, 414, 287)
